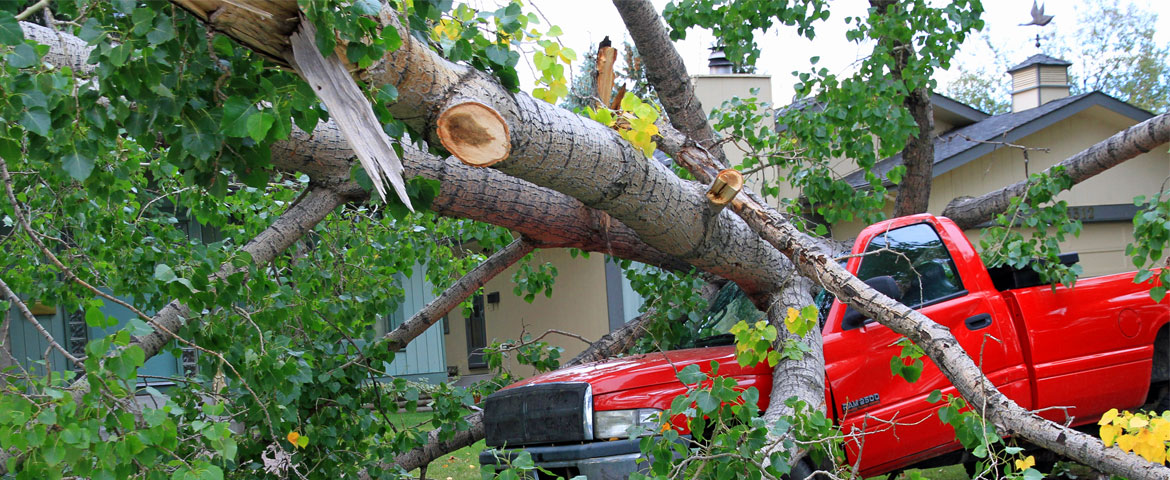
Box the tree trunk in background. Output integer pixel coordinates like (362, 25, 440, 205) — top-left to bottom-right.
(894, 87, 936, 217)
(870, 0, 936, 217)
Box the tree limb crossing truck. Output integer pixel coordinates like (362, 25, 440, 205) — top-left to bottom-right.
(479, 214, 1170, 478)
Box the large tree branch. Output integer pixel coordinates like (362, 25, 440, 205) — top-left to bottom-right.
(611, 0, 729, 167)
(271, 126, 691, 272)
(943, 113, 1170, 229)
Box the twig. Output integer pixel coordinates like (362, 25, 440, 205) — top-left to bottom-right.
(15, 0, 51, 21)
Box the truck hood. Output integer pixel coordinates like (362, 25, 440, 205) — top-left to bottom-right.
(506, 345, 773, 396)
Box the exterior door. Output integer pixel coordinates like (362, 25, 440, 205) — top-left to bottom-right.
(466, 294, 487, 369)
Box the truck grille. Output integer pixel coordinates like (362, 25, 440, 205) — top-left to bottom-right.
(483, 382, 593, 447)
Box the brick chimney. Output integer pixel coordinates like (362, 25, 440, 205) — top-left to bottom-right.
(1008, 54, 1071, 112)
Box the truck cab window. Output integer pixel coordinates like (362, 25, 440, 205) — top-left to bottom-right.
(855, 223, 965, 308)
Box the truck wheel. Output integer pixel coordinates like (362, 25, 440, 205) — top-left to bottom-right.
(1150, 328, 1170, 411)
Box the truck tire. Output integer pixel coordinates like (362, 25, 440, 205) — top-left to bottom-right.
(1148, 327, 1169, 411)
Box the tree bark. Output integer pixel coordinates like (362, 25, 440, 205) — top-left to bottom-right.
(893, 88, 935, 217)
(612, 0, 730, 168)
(288, 17, 410, 206)
(943, 112, 1170, 229)
(272, 125, 691, 272)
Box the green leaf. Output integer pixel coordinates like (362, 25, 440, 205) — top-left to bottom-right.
(153, 264, 177, 283)
(62, 153, 95, 181)
(0, 12, 23, 46)
(246, 112, 274, 142)
(85, 308, 114, 328)
(125, 318, 154, 337)
(938, 406, 954, 424)
(220, 96, 257, 138)
(146, 18, 175, 45)
(181, 131, 219, 160)
(352, 0, 382, 15)
(926, 389, 942, 403)
(676, 364, 706, 384)
(0, 138, 19, 161)
(901, 360, 923, 383)
(6, 43, 37, 68)
(20, 108, 50, 137)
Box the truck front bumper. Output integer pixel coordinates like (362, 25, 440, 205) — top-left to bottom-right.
(479, 438, 651, 480)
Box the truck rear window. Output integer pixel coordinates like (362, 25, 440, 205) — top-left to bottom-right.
(855, 223, 965, 308)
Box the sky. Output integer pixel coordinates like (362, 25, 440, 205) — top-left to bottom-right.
(495, 0, 1170, 106)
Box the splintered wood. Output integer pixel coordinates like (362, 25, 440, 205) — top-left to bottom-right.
(288, 16, 412, 210)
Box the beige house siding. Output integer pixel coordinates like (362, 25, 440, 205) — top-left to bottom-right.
(444, 249, 614, 376)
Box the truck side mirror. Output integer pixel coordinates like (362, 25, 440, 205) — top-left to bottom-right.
(841, 275, 902, 331)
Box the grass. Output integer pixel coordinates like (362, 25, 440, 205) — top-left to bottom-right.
(388, 410, 486, 480)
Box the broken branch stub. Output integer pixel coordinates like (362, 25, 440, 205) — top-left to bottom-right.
(437, 100, 511, 167)
(706, 168, 744, 207)
(288, 17, 412, 210)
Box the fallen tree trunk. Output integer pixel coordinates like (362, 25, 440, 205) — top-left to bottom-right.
(613, 0, 828, 450)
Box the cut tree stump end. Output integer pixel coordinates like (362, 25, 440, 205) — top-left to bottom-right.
(706, 168, 744, 206)
(437, 101, 511, 167)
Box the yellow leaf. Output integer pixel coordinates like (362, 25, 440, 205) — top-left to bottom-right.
(1101, 424, 1119, 446)
(784, 308, 801, 334)
(1118, 433, 1138, 452)
(287, 431, 300, 445)
(1099, 408, 1119, 426)
(296, 434, 309, 448)
(1014, 455, 1035, 471)
(1151, 418, 1170, 440)
(1130, 416, 1150, 429)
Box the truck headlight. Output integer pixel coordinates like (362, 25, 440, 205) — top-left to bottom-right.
(593, 408, 662, 439)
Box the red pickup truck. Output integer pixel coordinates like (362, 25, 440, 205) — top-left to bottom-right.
(479, 214, 1170, 478)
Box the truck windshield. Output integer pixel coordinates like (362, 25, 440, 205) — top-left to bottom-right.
(855, 223, 965, 308)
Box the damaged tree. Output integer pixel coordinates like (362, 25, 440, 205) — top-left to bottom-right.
(1, 1, 1169, 479)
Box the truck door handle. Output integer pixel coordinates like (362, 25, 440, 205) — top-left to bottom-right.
(965, 313, 992, 330)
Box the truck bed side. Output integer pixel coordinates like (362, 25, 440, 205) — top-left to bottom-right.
(1001, 271, 1169, 425)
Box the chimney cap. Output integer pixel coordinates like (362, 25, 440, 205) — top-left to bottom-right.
(1007, 53, 1071, 74)
(707, 46, 734, 74)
